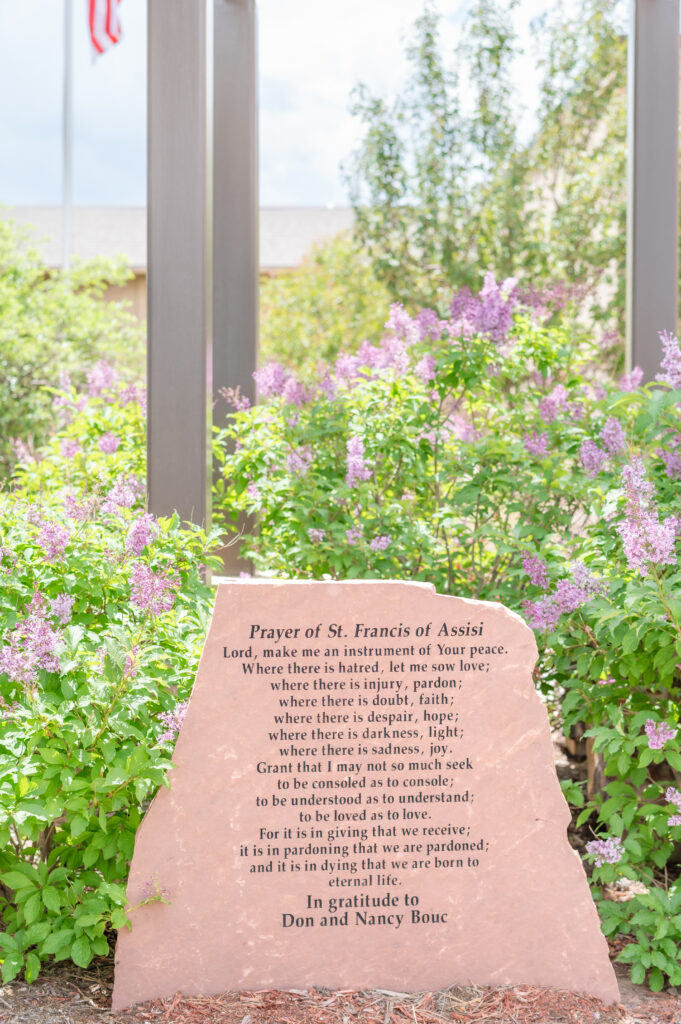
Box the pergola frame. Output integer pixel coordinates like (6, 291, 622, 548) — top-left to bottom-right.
(147, 0, 258, 530)
(146, 0, 680, 532)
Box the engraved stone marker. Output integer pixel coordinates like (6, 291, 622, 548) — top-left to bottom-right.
(112, 581, 619, 1010)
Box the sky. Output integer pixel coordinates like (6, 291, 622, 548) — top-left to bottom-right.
(0, 0, 554, 208)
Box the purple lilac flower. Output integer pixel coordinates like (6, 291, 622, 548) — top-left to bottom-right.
(334, 352, 363, 383)
(618, 367, 644, 392)
(101, 474, 143, 515)
(221, 386, 251, 411)
(538, 385, 569, 424)
(471, 272, 518, 344)
(346, 527, 363, 545)
(585, 836, 624, 867)
(246, 482, 261, 507)
(125, 513, 158, 556)
(522, 564, 603, 632)
(446, 414, 477, 443)
(345, 437, 371, 488)
(129, 563, 179, 616)
(158, 700, 189, 743)
(369, 535, 392, 552)
(600, 418, 626, 454)
(50, 594, 75, 625)
(253, 361, 285, 398)
(644, 719, 677, 750)
(617, 458, 678, 575)
(286, 446, 313, 475)
(415, 354, 436, 383)
(415, 308, 445, 341)
(521, 553, 549, 589)
(139, 876, 170, 903)
(521, 596, 561, 632)
(524, 432, 549, 457)
(384, 303, 420, 346)
(571, 562, 606, 598)
(63, 493, 100, 522)
(38, 522, 71, 561)
(11, 438, 34, 464)
(308, 528, 326, 544)
(123, 646, 139, 680)
(0, 605, 64, 686)
(60, 439, 82, 459)
(98, 432, 120, 454)
(666, 787, 681, 826)
(656, 331, 681, 389)
(666, 786, 681, 810)
(658, 443, 681, 480)
(580, 440, 608, 477)
(281, 375, 308, 407)
(87, 360, 118, 398)
(597, 677, 616, 687)
(318, 374, 337, 400)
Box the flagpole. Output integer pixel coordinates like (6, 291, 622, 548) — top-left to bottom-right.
(62, 0, 73, 270)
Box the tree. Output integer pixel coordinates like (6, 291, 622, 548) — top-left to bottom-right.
(345, 0, 628, 329)
(0, 217, 143, 476)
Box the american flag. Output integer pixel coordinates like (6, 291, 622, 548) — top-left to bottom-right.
(88, 0, 123, 57)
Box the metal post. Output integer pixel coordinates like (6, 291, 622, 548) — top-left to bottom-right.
(626, 0, 680, 379)
(62, 0, 73, 270)
(213, 0, 258, 572)
(147, 0, 211, 526)
(213, 0, 258, 422)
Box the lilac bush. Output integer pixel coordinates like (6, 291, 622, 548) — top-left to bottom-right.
(216, 285, 681, 989)
(0, 370, 221, 983)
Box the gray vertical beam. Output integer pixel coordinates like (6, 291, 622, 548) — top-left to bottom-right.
(213, 0, 258, 573)
(147, 0, 210, 525)
(213, 0, 258, 416)
(626, 0, 680, 379)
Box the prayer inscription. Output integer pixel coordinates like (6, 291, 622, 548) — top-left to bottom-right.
(113, 581, 619, 1010)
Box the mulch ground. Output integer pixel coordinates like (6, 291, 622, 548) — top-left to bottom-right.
(0, 953, 680, 1024)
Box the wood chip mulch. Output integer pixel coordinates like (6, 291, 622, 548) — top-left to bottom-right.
(1, 957, 681, 1024)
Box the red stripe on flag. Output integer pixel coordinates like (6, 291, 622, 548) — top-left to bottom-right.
(89, 0, 122, 56)
(105, 0, 121, 46)
(89, 0, 105, 54)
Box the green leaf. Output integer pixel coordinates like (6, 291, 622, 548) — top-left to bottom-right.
(630, 962, 645, 985)
(1, 871, 35, 891)
(649, 967, 665, 992)
(24, 951, 41, 983)
(42, 887, 61, 913)
(70, 935, 92, 969)
(70, 814, 88, 838)
(22, 892, 42, 926)
(24, 922, 51, 947)
(40, 930, 73, 956)
(111, 907, 130, 930)
(1, 951, 23, 984)
(74, 914, 101, 930)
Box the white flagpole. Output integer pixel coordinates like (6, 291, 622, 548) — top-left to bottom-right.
(62, 0, 73, 270)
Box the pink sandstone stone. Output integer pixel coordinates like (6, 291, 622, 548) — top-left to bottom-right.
(112, 581, 619, 1010)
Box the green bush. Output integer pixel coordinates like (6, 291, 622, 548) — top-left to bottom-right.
(260, 234, 392, 374)
(0, 370, 221, 983)
(216, 282, 681, 989)
(0, 216, 144, 477)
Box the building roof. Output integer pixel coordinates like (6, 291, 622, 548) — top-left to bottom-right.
(3, 205, 355, 273)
